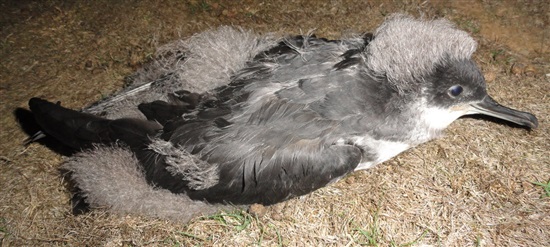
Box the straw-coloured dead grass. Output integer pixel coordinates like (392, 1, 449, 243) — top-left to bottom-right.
(1, 0, 548, 246)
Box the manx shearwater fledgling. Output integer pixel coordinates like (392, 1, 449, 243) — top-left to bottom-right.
(26, 14, 538, 219)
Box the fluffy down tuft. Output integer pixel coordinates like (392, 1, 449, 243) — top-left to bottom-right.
(63, 145, 229, 221)
(85, 26, 279, 119)
(149, 139, 219, 190)
(365, 14, 477, 93)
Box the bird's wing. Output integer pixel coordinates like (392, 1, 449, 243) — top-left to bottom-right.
(140, 35, 371, 204)
(156, 97, 364, 205)
(188, 136, 363, 205)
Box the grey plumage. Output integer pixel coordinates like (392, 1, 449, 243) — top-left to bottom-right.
(27, 14, 538, 221)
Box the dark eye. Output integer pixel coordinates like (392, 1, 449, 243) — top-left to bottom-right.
(448, 85, 463, 97)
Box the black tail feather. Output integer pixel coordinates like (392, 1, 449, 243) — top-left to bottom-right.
(28, 98, 162, 150)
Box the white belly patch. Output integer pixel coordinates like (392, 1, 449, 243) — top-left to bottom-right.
(337, 136, 410, 171)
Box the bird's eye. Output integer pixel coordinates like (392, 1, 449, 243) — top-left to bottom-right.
(448, 85, 463, 97)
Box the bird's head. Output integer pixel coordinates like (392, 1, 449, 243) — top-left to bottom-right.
(363, 14, 538, 133)
(421, 58, 538, 131)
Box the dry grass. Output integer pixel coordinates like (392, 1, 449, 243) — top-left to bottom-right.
(1, 0, 549, 246)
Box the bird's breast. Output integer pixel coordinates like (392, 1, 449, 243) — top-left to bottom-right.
(335, 136, 410, 171)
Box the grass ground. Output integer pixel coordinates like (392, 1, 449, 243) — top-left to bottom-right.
(1, 0, 548, 246)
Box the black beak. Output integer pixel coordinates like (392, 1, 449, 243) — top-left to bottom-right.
(470, 96, 538, 129)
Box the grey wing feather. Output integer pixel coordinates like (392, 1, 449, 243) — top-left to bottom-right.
(187, 138, 363, 205)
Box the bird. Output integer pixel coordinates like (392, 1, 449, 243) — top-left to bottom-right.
(27, 14, 538, 212)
